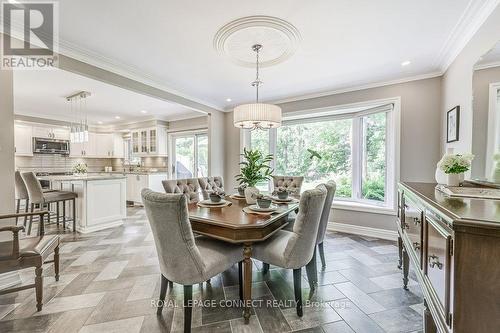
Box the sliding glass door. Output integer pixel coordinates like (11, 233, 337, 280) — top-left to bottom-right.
(172, 133, 208, 179)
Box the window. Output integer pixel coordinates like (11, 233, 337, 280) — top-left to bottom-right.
(172, 132, 208, 178)
(244, 101, 398, 211)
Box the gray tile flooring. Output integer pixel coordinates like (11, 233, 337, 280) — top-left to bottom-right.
(0, 207, 423, 332)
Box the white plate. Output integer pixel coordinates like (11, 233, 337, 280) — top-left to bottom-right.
(232, 193, 245, 198)
(248, 204, 278, 212)
(200, 199, 228, 206)
(271, 196, 293, 202)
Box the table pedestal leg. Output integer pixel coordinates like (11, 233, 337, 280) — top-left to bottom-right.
(243, 242, 253, 324)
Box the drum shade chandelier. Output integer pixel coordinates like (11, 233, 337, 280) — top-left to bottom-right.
(233, 44, 282, 130)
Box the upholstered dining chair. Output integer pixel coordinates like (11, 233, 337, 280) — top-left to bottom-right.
(251, 186, 327, 317)
(0, 211, 60, 311)
(198, 176, 224, 200)
(142, 189, 244, 332)
(162, 178, 200, 203)
(272, 176, 304, 196)
(21, 172, 77, 234)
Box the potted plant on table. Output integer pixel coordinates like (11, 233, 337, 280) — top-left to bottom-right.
(236, 148, 274, 204)
(437, 153, 474, 186)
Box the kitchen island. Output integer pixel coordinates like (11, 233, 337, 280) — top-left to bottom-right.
(38, 174, 127, 233)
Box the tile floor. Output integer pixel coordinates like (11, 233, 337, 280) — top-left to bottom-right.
(0, 207, 423, 333)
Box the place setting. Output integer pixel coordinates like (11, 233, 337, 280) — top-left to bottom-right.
(270, 187, 299, 204)
(197, 190, 232, 208)
(243, 194, 281, 216)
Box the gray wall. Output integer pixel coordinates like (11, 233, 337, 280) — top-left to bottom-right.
(0, 68, 15, 235)
(441, 6, 500, 156)
(471, 65, 500, 179)
(224, 77, 443, 231)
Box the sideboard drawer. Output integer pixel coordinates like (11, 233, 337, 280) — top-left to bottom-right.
(402, 197, 423, 267)
(425, 213, 452, 325)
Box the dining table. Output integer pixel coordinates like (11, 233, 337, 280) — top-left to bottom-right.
(187, 195, 299, 324)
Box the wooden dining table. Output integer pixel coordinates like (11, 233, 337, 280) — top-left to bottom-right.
(187, 195, 299, 324)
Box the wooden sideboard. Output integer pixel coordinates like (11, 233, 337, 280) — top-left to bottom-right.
(397, 182, 500, 333)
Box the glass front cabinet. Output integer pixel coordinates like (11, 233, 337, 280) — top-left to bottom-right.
(131, 126, 166, 156)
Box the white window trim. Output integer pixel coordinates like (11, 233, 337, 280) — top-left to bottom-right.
(242, 97, 401, 214)
(168, 130, 209, 179)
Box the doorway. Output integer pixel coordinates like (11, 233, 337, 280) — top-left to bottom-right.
(171, 132, 208, 179)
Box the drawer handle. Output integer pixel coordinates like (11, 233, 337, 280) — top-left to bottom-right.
(413, 217, 421, 225)
(428, 255, 443, 270)
(404, 223, 410, 230)
(413, 242, 420, 250)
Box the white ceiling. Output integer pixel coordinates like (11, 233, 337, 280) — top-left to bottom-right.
(13, 69, 202, 125)
(50, 0, 487, 110)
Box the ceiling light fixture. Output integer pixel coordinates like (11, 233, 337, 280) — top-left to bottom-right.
(141, 110, 147, 114)
(97, 121, 103, 125)
(401, 60, 411, 66)
(67, 91, 91, 143)
(233, 44, 282, 130)
(226, 98, 232, 102)
(115, 116, 121, 120)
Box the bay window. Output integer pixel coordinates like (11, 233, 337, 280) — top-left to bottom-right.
(244, 101, 399, 211)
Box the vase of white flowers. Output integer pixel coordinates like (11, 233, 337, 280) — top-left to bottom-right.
(437, 153, 474, 187)
(72, 163, 88, 176)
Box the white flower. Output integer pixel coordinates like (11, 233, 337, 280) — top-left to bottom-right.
(437, 153, 474, 174)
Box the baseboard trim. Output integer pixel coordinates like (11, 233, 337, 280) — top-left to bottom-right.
(0, 271, 21, 291)
(327, 222, 397, 241)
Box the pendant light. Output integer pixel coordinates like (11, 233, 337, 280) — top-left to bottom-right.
(233, 44, 282, 130)
(67, 91, 91, 143)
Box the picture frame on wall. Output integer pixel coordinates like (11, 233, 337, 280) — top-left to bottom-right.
(447, 106, 460, 143)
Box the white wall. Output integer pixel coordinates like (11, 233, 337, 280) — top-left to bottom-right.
(208, 111, 226, 178)
(224, 77, 442, 232)
(441, 5, 500, 155)
(0, 68, 15, 221)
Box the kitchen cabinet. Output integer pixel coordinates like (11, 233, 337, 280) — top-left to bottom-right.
(130, 126, 167, 156)
(32, 125, 70, 140)
(70, 133, 96, 157)
(14, 124, 33, 156)
(126, 173, 167, 204)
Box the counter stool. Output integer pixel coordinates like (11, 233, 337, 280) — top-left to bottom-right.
(21, 172, 78, 235)
(15, 171, 30, 227)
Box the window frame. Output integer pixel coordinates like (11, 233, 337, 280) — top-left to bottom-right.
(242, 97, 400, 214)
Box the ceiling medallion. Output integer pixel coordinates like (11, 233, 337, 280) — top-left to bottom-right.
(213, 15, 301, 68)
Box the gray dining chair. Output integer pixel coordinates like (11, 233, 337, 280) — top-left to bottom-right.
(198, 176, 224, 200)
(142, 189, 244, 332)
(272, 175, 304, 196)
(15, 171, 30, 226)
(251, 186, 327, 317)
(21, 172, 77, 234)
(162, 178, 200, 203)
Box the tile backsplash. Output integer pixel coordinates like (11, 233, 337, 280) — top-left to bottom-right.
(16, 155, 168, 173)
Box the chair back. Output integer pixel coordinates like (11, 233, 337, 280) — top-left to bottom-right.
(15, 171, 29, 200)
(284, 186, 327, 268)
(162, 178, 200, 203)
(142, 189, 206, 284)
(272, 176, 304, 196)
(315, 181, 336, 245)
(199, 176, 224, 200)
(21, 172, 44, 204)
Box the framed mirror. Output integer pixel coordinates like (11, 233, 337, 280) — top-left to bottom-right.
(471, 41, 500, 183)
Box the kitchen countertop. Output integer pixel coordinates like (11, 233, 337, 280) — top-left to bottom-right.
(37, 174, 127, 181)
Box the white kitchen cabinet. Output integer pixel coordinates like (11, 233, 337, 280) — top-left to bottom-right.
(130, 126, 167, 156)
(126, 173, 167, 205)
(14, 124, 33, 156)
(32, 125, 69, 140)
(112, 134, 124, 158)
(95, 133, 113, 157)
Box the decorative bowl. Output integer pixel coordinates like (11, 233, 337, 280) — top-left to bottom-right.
(209, 193, 222, 203)
(257, 198, 272, 209)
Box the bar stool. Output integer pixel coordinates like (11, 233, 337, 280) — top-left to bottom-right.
(21, 172, 78, 235)
(14, 171, 30, 227)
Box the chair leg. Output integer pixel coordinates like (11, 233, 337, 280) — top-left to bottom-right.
(305, 248, 318, 291)
(72, 198, 76, 232)
(24, 199, 29, 227)
(56, 201, 60, 227)
(293, 268, 303, 317)
(46, 204, 51, 225)
(318, 242, 326, 269)
(62, 200, 66, 230)
(15, 199, 20, 225)
(157, 274, 169, 315)
(238, 261, 243, 301)
(54, 246, 60, 281)
(28, 203, 35, 235)
(262, 262, 270, 274)
(184, 285, 193, 333)
(35, 266, 43, 311)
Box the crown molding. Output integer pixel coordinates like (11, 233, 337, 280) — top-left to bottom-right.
(249, 71, 442, 107)
(434, 0, 500, 73)
(474, 60, 500, 71)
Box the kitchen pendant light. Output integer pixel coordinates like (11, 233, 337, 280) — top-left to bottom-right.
(67, 91, 91, 143)
(233, 44, 282, 130)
